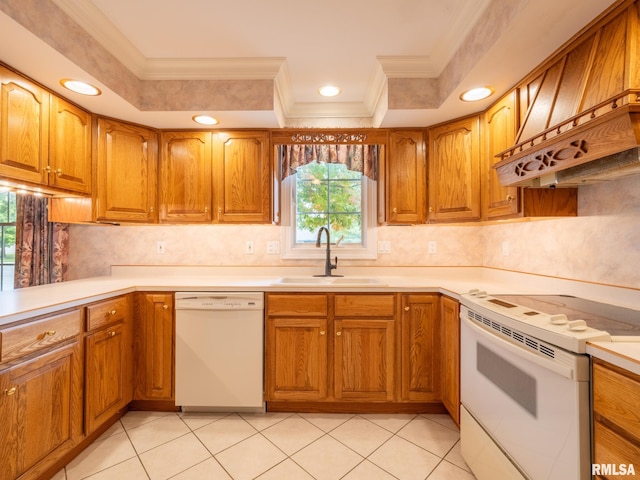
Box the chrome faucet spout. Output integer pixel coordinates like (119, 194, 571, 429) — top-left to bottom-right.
(314, 227, 342, 277)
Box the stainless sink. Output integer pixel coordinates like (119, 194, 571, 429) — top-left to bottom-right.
(272, 276, 386, 286)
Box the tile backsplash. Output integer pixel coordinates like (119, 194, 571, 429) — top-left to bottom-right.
(68, 175, 640, 290)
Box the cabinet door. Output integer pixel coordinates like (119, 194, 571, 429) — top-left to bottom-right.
(213, 131, 271, 223)
(0, 342, 83, 480)
(265, 318, 328, 401)
(440, 296, 460, 424)
(334, 319, 395, 401)
(49, 96, 92, 194)
(483, 91, 520, 220)
(400, 294, 440, 402)
(133, 293, 174, 401)
(387, 130, 426, 224)
(85, 321, 132, 435)
(0, 66, 49, 186)
(95, 118, 158, 223)
(428, 116, 481, 222)
(160, 131, 212, 223)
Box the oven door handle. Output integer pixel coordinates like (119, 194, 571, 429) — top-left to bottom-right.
(462, 316, 575, 380)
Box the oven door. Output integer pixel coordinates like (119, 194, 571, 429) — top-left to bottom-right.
(460, 311, 590, 480)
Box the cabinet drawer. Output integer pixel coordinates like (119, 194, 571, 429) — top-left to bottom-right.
(0, 309, 82, 363)
(334, 294, 396, 317)
(593, 420, 640, 471)
(266, 294, 328, 316)
(593, 360, 640, 441)
(86, 295, 131, 331)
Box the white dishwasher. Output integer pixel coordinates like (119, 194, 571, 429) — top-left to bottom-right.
(175, 292, 264, 412)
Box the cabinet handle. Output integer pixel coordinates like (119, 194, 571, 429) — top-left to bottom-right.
(336, 331, 342, 336)
(56, 168, 63, 175)
(392, 207, 397, 213)
(150, 206, 154, 213)
(404, 306, 410, 311)
(45, 330, 56, 336)
(4, 387, 17, 396)
(162, 304, 169, 310)
(320, 330, 326, 336)
(506, 195, 514, 202)
(108, 331, 116, 337)
(218, 207, 222, 220)
(110, 309, 117, 315)
(44, 166, 51, 174)
(204, 207, 209, 213)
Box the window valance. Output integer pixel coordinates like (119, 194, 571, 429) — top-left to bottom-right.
(279, 144, 379, 180)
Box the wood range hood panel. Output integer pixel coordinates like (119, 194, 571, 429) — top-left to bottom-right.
(494, 0, 640, 187)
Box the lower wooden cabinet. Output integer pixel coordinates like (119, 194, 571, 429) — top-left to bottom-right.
(133, 293, 175, 403)
(0, 310, 83, 480)
(592, 358, 640, 478)
(440, 296, 460, 425)
(266, 292, 447, 409)
(266, 316, 328, 401)
(84, 295, 133, 435)
(400, 294, 440, 402)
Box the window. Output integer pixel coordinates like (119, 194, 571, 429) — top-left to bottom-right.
(281, 161, 377, 259)
(0, 191, 17, 291)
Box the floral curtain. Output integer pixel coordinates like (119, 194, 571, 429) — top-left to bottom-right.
(14, 195, 69, 288)
(280, 144, 379, 180)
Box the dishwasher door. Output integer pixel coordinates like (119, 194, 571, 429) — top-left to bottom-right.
(175, 292, 264, 412)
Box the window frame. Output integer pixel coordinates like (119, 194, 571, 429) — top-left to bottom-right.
(280, 172, 378, 260)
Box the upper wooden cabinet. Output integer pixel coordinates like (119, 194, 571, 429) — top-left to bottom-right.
(159, 130, 271, 224)
(0, 66, 50, 188)
(159, 131, 212, 223)
(95, 118, 158, 223)
(49, 96, 92, 194)
(483, 92, 521, 220)
(0, 67, 92, 195)
(386, 130, 427, 224)
(212, 131, 271, 223)
(428, 116, 481, 222)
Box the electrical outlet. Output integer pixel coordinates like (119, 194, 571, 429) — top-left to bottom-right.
(156, 241, 166, 254)
(377, 240, 391, 254)
(428, 240, 437, 254)
(266, 241, 280, 254)
(502, 240, 510, 257)
(245, 241, 255, 254)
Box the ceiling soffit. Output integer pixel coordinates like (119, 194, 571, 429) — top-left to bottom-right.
(42, 0, 491, 125)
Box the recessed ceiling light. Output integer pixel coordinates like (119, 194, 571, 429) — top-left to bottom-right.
(460, 86, 494, 102)
(318, 85, 341, 97)
(60, 79, 101, 96)
(192, 115, 219, 126)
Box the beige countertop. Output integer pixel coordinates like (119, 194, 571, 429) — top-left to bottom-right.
(587, 341, 640, 376)
(2, 264, 639, 374)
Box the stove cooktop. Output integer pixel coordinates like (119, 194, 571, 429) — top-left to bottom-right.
(491, 295, 640, 337)
(459, 291, 640, 353)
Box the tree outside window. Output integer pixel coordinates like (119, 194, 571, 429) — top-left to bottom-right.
(0, 190, 17, 291)
(294, 162, 363, 245)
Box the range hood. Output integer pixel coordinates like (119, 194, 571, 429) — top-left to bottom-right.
(494, 1, 640, 187)
(523, 147, 640, 187)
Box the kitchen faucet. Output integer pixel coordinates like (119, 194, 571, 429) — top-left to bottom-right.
(314, 226, 342, 277)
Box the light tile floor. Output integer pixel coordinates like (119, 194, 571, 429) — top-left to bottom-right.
(54, 411, 476, 480)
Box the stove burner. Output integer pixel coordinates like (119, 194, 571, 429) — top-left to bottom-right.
(492, 295, 640, 336)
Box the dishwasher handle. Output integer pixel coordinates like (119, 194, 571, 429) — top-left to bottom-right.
(174, 292, 264, 310)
